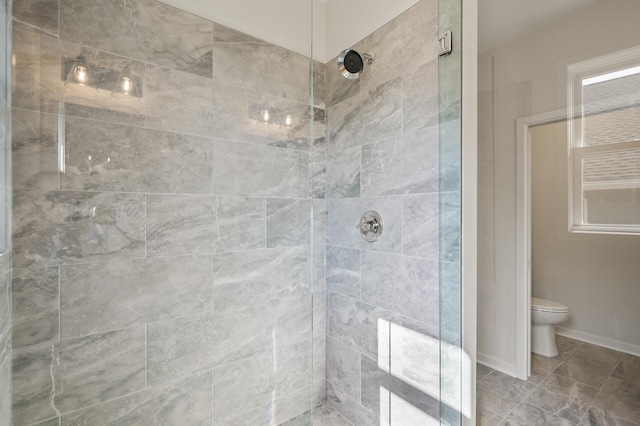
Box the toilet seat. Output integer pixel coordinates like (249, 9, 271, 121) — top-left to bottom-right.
(532, 297, 569, 313)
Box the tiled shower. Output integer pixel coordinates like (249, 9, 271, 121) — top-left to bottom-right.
(0, 0, 462, 425)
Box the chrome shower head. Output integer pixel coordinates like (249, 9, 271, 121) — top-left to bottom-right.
(338, 49, 375, 80)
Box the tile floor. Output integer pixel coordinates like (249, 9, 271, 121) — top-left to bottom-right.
(477, 336, 640, 425)
(313, 403, 353, 425)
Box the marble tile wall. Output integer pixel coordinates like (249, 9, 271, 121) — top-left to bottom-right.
(9, 0, 322, 425)
(0, 0, 10, 424)
(324, 0, 447, 424)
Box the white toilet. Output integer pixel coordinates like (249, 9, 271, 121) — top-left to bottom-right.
(531, 297, 570, 357)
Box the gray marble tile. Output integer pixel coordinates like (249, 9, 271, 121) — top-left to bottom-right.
(581, 406, 640, 426)
(502, 402, 575, 426)
(313, 403, 353, 426)
(313, 199, 326, 292)
(403, 60, 439, 134)
(59, 0, 213, 78)
(12, 108, 59, 190)
(31, 419, 61, 426)
(62, 102, 145, 128)
(12, 342, 55, 426)
(147, 195, 219, 257)
(556, 335, 581, 359)
(555, 354, 619, 389)
(61, 372, 213, 426)
(60, 255, 212, 339)
(326, 336, 361, 400)
(572, 342, 624, 366)
(214, 354, 271, 423)
(13, 0, 58, 36)
(353, 0, 439, 94)
(270, 340, 311, 397)
(402, 193, 439, 259)
(527, 373, 599, 424)
(313, 61, 326, 109)
(62, 118, 213, 194)
(314, 380, 327, 409)
(268, 294, 312, 349)
(439, 261, 461, 344)
(477, 364, 494, 382)
(12, 267, 59, 348)
(145, 65, 311, 148)
(327, 292, 401, 359)
(12, 30, 147, 121)
(313, 152, 327, 199)
(324, 55, 360, 108)
(271, 387, 313, 426)
(214, 407, 267, 426)
(148, 195, 265, 255)
(326, 245, 360, 299)
(589, 378, 640, 424)
(13, 327, 146, 425)
(476, 370, 536, 417)
(439, 119, 462, 192)
(313, 335, 327, 406)
(211, 23, 311, 103)
(0, 273, 9, 365)
(361, 128, 439, 197)
(529, 353, 564, 384)
(477, 407, 504, 426)
(360, 354, 440, 421)
(327, 196, 402, 254)
(266, 103, 317, 152)
(441, 192, 461, 263)
(0, 248, 11, 275)
(147, 303, 266, 386)
(213, 140, 309, 198)
(326, 146, 360, 199)
(313, 107, 327, 156)
(327, 381, 378, 426)
(215, 196, 267, 252)
(267, 198, 311, 248)
(12, 190, 145, 268)
(0, 2, 6, 102)
(613, 354, 640, 387)
(0, 356, 12, 426)
(213, 247, 309, 309)
(360, 251, 439, 326)
(280, 410, 312, 426)
(327, 77, 402, 152)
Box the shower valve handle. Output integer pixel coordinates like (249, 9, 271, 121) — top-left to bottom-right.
(356, 211, 383, 242)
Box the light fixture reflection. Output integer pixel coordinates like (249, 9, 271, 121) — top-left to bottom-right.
(285, 114, 293, 127)
(65, 56, 96, 88)
(261, 109, 270, 122)
(112, 66, 141, 98)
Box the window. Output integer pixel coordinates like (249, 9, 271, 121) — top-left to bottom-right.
(567, 47, 640, 234)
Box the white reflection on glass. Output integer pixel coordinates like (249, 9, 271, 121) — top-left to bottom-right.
(378, 318, 472, 423)
(380, 387, 439, 426)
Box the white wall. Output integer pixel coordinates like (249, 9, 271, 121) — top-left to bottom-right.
(478, 0, 640, 374)
(159, 0, 418, 63)
(531, 122, 640, 354)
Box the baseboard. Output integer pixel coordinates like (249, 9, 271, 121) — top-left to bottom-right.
(556, 327, 640, 357)
(476, 352, 517, 377)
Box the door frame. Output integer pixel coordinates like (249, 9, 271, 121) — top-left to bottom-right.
(514, 108, 568, 379)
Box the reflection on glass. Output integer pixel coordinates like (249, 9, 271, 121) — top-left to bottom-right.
(65, 56, 96, 88)
(378, 319, 471, 424)
(380, 387, 439, 426)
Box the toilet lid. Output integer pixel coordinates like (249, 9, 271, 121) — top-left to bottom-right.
(532, 297, 569, 313)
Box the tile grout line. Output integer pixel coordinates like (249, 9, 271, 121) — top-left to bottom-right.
(576, 357, 621, 425)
